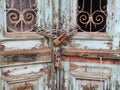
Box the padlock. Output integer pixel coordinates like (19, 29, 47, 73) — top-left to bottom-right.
(53, 38, 61, 46)
(53, 31, 66, 46)
(55, 59, 62, 69)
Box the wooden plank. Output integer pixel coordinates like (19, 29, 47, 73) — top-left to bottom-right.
(62, 56, 120, 64)
(63, 48, 120, 54)
(44, 0, 53, 28)
(106, 0, 115, 37)
(70, 0, 77, 28)
(60, 0, 70, 28)
(112, 0, 120, 50)
(53, 0, 60, 29)
(0, 48, 52, 56)
(37, 0, 45, 27)
(0, 0, 6, 38)
(70, 71, 111, 79)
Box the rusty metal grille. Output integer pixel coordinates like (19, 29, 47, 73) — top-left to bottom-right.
(6, 0, 37, 32)
(77, 0, 107, 32)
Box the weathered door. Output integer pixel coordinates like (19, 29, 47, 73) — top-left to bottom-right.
(60, 0, 120, 90)
(0, 0, 55, 90)
(0, 0, 120, 90)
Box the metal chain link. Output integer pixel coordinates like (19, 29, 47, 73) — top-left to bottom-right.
(33, 24, 78, 39)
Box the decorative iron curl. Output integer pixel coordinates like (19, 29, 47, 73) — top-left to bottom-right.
(23, 9, 36, 24)
(77, 11, 89, 25)
(92, 10, 106, 25)
(7, 9, 20, 23)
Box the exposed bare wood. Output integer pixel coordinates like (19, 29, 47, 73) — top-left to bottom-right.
(62, 56, 120, 64)
(63, 48, 120, 54)
(70, 71, 111, 79)
(0, 48, 52, 56)
(5, 33, 40, 38)
(70, 63, 111, 70)
(72, 32, 112, 40)
(1, 72, 45, 82)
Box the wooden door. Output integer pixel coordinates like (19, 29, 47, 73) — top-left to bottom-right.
(0, 0, 120, 90)
(60, 0, 120, 90)
(0, 0, 54, 90)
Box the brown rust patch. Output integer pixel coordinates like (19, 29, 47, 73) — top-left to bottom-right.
(70, 71, 111, 78)
(0, 48, 52, 56)
(5, 54, 36, 64)
(105, 42, 112, 49)
(62, 76, 66, 90)
(35, 53, 51, 61)
(62, 55, 120, 65)
(62, 71, 66, 90)
(2, 68, 47, 81)
(10, 80, 37, 90)
(63, 48, 120, 60)
(0, 44, 5, 51)
(63, 48, 120, 54)
(70, 63, 87, 70)
(12, 82, 33, 90)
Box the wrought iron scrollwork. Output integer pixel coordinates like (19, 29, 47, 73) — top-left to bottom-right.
(6, 0, 37, 32)
(77, 0, 107, 32)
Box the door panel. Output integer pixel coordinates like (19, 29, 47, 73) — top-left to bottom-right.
(0, 0, 53, 90)
(1, 63, 52, 90)
(61, 61, 120, 90)
(60, 0, 120, 90)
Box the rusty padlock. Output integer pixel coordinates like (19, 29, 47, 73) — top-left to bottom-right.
(55, 58, 62, 69)
(53, 31, 66, 46)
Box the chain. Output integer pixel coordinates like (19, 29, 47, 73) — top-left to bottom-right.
(33, 25, 77, 38)
(33, 25, 78, 46)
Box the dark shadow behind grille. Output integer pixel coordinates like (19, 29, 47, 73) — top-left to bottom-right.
(77, 0, 107, 32)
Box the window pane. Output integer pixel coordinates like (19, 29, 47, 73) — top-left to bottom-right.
(77, 0, 107, 32)
(6, 0, 37, 32)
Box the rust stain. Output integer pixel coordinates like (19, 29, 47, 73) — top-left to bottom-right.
(35, 53, 51, 61)
(62, 55, 120, 65)
(70, 71, 112, 78)
(62, 76, 66, 90)
(11, 81, 35, 90)
(82, 84, 98, 90)
(70, 63, 87, 70)
(63, 48, 120, 60)
(105, 42, 112, 49)
(0, 48, 52, 56)
(47, 66, 52, 88)
(2, 70, 10, 76)
(69, 16, 72, 22)
(63, 48, 120, 55)
(0, 44, 5, 51)
(5, 54, 36, 64)
(62, 71, 66, 90)
(2, 68, 47, 81)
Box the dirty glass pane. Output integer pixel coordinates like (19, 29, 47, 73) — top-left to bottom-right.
(6, 0, 37, 32)
(77, 0, 107, 32)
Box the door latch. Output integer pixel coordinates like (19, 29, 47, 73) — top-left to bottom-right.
(54, 52, 62, 69)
